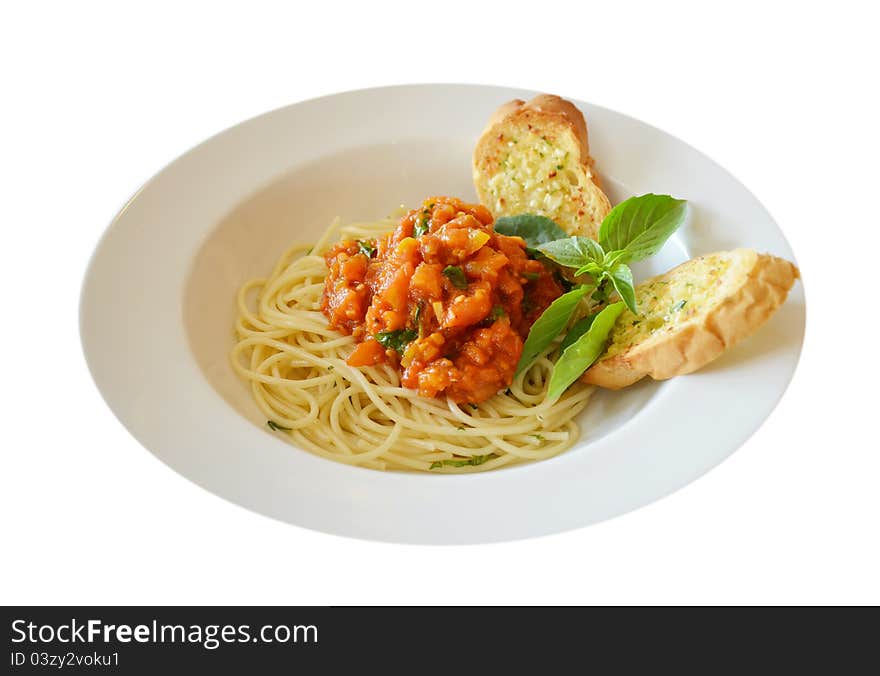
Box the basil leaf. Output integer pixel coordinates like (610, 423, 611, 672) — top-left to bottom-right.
(559, 314, 597, 352)
(547, 302, 626, 399)
(538, 236, 604, 269)
(442, 265, 468, 289)
(516, 285, 591, 375)
(357, 239, 376, 257)
(605, 263, 637, 314)
(267, 420, 292, 432)
(494, 214, 568, 248)
(375, 329, 418, 353)
(598, 194, 687, 262)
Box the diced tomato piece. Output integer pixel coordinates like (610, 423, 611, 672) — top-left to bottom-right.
(382, 263, 412, 312)
(347, 339, 386, 366)
(465, 247, 508, 283)
(341, 253, 368, 281)
(410, 263, 444, 299)
(444, 282, 492, 329)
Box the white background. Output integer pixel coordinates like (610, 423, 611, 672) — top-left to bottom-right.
(2, 1, 878, 605)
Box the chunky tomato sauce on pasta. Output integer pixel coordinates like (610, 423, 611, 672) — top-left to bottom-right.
(321, 196, 563, 403)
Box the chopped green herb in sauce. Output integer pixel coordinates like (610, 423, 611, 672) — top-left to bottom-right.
(442, 265, 468, 289)
(357, 240, 376, 257)
(375, 329, 418, 353)
(413, 217, 430, 238)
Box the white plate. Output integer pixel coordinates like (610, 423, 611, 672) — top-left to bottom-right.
(80, 84, 805, 544)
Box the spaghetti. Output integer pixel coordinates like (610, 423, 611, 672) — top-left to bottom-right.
(231, 214, 594, 473)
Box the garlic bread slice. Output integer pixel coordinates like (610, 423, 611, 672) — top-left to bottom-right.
(581, 249, 800, 389)
(473, 94, 612, 240)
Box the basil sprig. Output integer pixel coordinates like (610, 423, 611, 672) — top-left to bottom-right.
(539, 237, 638, 314)
(536, 194, 687, 314)
(509, 194, 687, 398)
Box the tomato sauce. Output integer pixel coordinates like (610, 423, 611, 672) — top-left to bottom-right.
(321, 196, 564, 403)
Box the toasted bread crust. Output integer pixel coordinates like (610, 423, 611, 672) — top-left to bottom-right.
(582, 250, 800, 389)
(473, 94, 611, 239)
